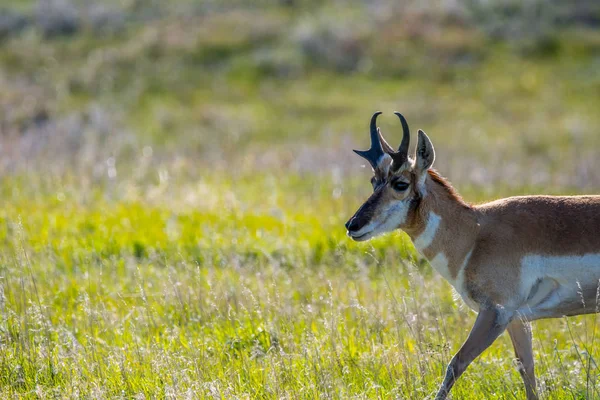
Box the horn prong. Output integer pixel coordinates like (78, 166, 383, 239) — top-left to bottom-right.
(353, 111, 385, 169)
(377, 127, 394, 154)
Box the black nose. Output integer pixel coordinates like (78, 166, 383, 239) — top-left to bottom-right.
(345, 218, 359, 232)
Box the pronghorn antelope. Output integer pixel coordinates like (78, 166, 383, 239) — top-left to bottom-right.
(345, 112, 600, 400)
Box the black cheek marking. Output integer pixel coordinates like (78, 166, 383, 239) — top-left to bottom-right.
(404, 182, 422, 225)
(349, 187, 386, 230)
(409, 191, 421, 215)
(372, 179, 384, 191)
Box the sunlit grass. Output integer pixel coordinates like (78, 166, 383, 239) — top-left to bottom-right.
(2, 1, 600, 398)
(2, 173, 600, 399)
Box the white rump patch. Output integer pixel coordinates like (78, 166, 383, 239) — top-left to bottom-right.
(518, 253, 600, 312)
(525, 278, 557, 308)
(413, 212, 441, 252)
(521, 254, 600, 288)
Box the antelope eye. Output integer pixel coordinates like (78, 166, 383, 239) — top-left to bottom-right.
(392, 181, 409, 191)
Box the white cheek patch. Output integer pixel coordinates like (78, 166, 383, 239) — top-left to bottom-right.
(413, 211, 441, 252)
(351, 199, 410, 239)
(377, 200, 410, 232)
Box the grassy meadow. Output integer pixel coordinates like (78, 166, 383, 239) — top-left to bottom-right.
(2, 1, 600, 398)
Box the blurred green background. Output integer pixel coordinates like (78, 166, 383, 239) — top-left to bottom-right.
(2, 1, 600, 398)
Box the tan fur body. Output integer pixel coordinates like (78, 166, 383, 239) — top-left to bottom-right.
(470, 194, 600, 309)
(407, 171, 600, 314)
(346, 113, 598, 399)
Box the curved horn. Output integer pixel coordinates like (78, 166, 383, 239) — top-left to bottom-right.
(390, 112, 411, 169)
(394, 112, 410, 155)
(353, 111, 384, 169)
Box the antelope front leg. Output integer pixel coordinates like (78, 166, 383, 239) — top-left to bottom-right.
(507, 318, 538, 400)
(434, 306, 512, 400)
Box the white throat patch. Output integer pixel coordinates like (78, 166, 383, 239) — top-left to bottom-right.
(413, 211, 441, 252)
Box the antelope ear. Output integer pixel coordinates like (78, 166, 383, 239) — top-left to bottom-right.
(415, 129, 435, 173)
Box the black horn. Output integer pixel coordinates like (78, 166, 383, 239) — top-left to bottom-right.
(353, 111, 385, 169)
(390, 112, 410, 169)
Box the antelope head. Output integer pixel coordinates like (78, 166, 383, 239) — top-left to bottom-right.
(345, 112, 435, 241)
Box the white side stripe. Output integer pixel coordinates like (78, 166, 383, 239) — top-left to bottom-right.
(413, 212, 441, 252)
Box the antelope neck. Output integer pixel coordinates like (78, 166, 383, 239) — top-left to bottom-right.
(405, 176, 479, 280)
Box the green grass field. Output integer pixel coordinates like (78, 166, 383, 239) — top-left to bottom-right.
(2, 1, 600, 398)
